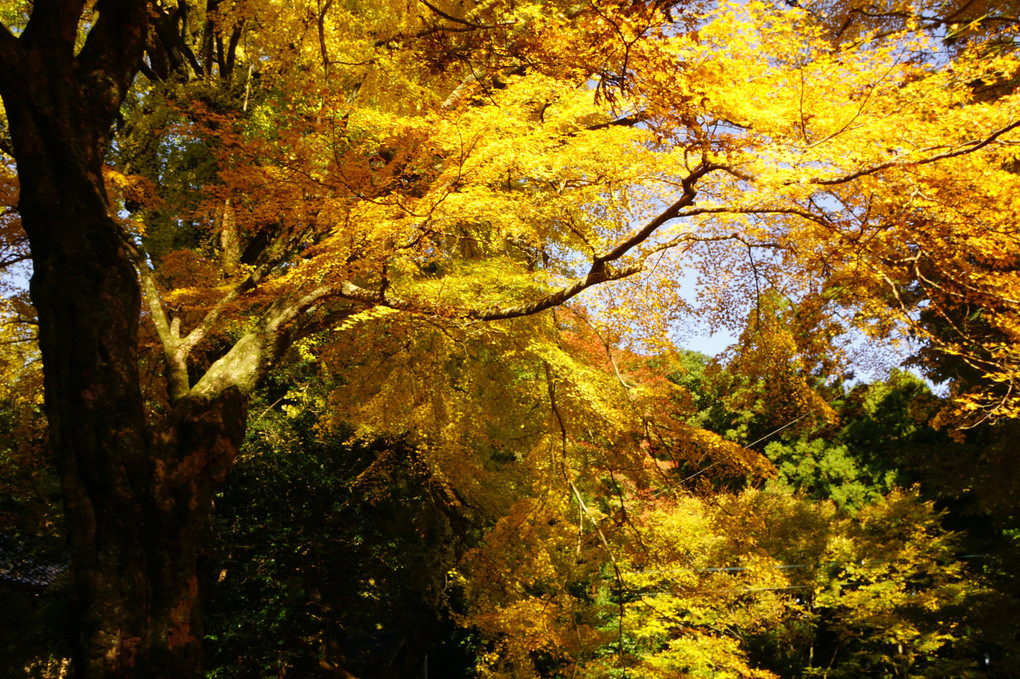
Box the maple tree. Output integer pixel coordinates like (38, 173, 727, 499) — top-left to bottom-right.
(1, 0, 1020, 676)
(790, 0, 1020, 427)
(456, 464, 994, 678)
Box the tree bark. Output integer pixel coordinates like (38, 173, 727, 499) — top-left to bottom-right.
(6, 94, 248, 673)
(0, 5, 249, 677)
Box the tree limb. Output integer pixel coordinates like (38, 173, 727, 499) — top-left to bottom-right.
(586, 111, 648, 131)
(337, 259, 644, 323)
(808, 120, 1020, 186)
(336, 165, 727, 323)
(187, 282, 335, 401)
(595, 162, 712, 264)
(317, 0, 334, 77)
(74, 0, 149, 122)
(441, 69, 485, 110)
(419, 0, 496, 29)
(18, 0, 86, 56)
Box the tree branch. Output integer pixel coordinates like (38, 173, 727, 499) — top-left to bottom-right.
(585, 111, 648, 131)
(176, 264, 263, 355)
(470, 263, 644, 320)
(336, 165, 726, 323)
(150, 3, 203, 79)
(595, 162, 713, 264)
(317, 0, 334, 77)
(122, 238, 192, 401)
(337, 259, 644, 323)
(441, 69, 485, 111)
(807, 120, 1020, 186)
(187, 282, 336, 401)
(419, 0, 496, 29)
(74, 0, 148, 122)
(126, 228, 286, 403)
(545, 362, 626, 663)
(19, 0, 86, 55)
(178, 156, 722, 401)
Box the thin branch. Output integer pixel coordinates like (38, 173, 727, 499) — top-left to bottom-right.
(0, 252, 31, 268)
(802, 55, 903, 151)
(419, 0, 498, 29)
(674, 205, 831, 227)
(681, 413, 812, 485)
(645, 230, 783, 258)
(571, 309, 634, 393)
(808, 120, 1020, 186)
(175, 248, 287, 358)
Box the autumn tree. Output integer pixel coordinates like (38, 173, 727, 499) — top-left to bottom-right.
(2, 0, 1020, 676)
(458, 468, 995, 678)
(780, 0, 1020, 427)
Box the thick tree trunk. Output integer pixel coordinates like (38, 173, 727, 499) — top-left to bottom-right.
(16, 153, 247, 677)
(10, 96, 246, 679)
(0, 8, 247, 677)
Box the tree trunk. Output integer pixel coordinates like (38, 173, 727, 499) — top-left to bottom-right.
(0, 8, 247, 677)
(14, 142, 248, 676)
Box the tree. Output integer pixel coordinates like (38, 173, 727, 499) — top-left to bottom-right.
(784, 0, 1020, 427)
(203, 394, 470, 678)
(458, 472, 994, 678)
(2, 0, 1019, 676)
